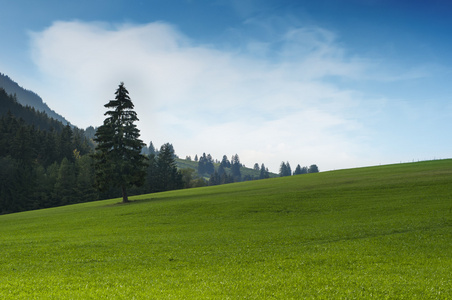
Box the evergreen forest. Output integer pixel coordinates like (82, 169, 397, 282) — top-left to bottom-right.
(0, 87, 186, 213)
(0, 80, 318, 214)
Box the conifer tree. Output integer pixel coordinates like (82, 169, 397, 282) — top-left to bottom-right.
(308, 164, 319, 173)
(259, 163, 269, 179)
(155, 143, 183, 192)
(231, 154, 242, 181)
(220, 155, 231, 168)
(279, 162, 287, 177)
(286, 161, 292, 176)
(205, 153, 215, 175)
(294, 164, 303, 175)
(198, 153, 207, 174)
(148, 141, 156, 155)
(93, 82, 147, 203)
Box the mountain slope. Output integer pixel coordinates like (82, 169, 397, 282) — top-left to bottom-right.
(0, 73, 69, 124)
(0, 159, 451, 298)
(0, 87, 66, 132)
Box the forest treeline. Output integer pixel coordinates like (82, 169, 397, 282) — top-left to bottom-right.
(0, 88, 94, 213)
(0, 86, 318, 214)
(0, 88, 249, 213)
(0, 88, 190, 212)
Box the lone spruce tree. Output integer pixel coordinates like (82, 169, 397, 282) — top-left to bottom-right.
(93, 82, 147, 203)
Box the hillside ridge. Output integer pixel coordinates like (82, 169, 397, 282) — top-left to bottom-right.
(0, 72, 69, 124)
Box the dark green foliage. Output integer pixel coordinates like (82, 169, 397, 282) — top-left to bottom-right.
(294, 164, 302, 175)
(220, 155, 231, 168)
(154, 143, 183, 192)
(208, 171, 221, 185)
(180, 168, 197, 188)
(293, 164, 316, 175)
(286, 162, 292, 176)
(279, 162, 287, 177)
(218, 164, 225, 176)
(34, 162, 59, 208)
(0, 103, 87, 168)
(11, 124, 35, 164)
(293, 164, 308, 175)
(59, 125, 74, 162)
(75, 155, 98, 203)
(1, 84, 280, 212)
(144, 153, 158, 192)
(72, 127, 94, 155)
(0, 146, 99, 214)
(1, 81, 189, 213)
(0, 81, 282, 213)
(231, 154, 242, 181)
(206, 154, 214, 174)
(198, 153, 206, 174)
(0, 87, 97, 213)
(143, 144, 184, 192)
(93, 83, 148, 203)
(198, 153, 215, 175)
(208, 170, 234, 186)
(308, 164, 319, 173)
(259, 163, 270, 179)
(55, 158, 76, 205)
(188, 154, 275, 184)
(0, 157, 26, 213)
(279, 161, 292, 177)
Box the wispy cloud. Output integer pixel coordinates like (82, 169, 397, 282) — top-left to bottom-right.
(28, 20, 397, 171)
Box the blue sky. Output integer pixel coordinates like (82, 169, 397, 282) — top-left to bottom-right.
(1, 0, 451, 172)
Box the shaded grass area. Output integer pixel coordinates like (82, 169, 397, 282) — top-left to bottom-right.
(1, 160, 452, 298)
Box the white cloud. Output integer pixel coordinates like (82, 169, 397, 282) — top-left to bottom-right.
(29, 20, 382, 172)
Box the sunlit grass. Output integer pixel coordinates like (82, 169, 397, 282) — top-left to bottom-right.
(1, 160, 451, 298)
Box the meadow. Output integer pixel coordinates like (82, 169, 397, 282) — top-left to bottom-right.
(0, 160, 451, 299)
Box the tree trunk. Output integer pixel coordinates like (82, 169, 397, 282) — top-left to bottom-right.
(122, 185, 129, 203)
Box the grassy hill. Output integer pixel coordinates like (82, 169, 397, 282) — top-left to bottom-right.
(0, 159, 451, 298)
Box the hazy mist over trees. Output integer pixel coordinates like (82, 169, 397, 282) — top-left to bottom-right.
(0, 73, 69, 124)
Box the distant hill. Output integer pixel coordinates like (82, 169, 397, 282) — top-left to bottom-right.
(0, 73, 69, 124)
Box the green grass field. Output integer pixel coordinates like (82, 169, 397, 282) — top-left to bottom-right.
(1, 160, 451, 298)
